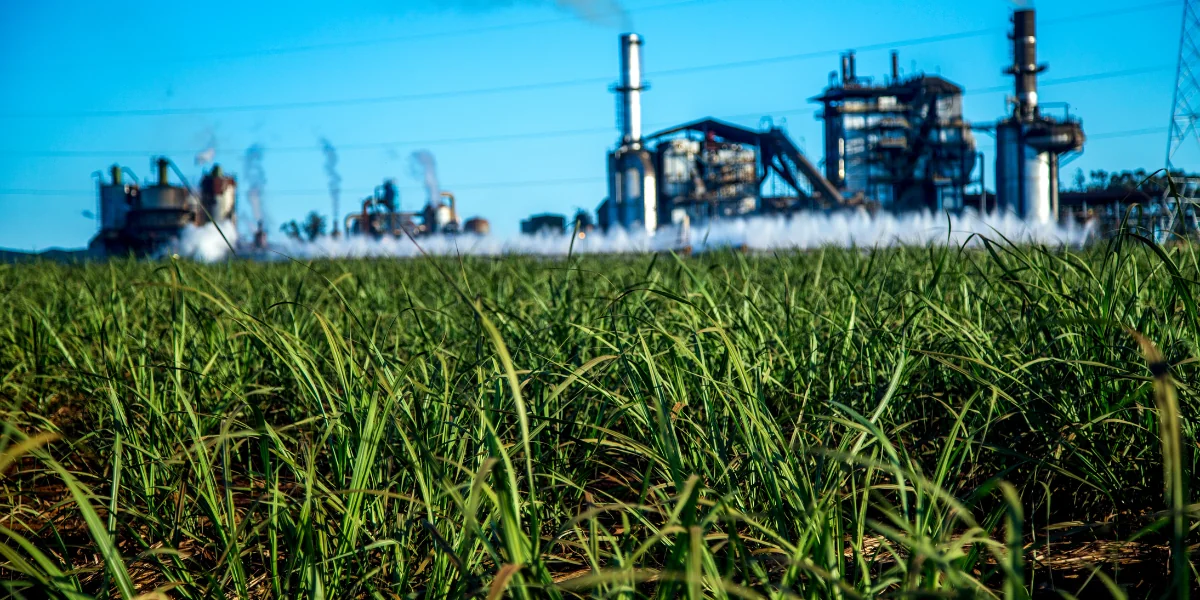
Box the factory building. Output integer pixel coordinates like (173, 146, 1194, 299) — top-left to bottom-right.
(812, 51, 978, 211)
(89, 158, 238, 256)
(598, 33, 843, 233)
(994, 9, 1086, 223)
(344, 180, 490, 237)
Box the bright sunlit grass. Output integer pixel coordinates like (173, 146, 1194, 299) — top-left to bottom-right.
(1, 236, 1196, 599)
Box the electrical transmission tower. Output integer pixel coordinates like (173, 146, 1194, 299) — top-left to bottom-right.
(1167, 0, 1200, 172)
(1163, 0, 1200, 239)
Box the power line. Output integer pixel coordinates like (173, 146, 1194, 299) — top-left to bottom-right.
(0, 65, 1169, 159)
(1090, 126, 1170, 139)
(0, 126, 1175, 200)
(964, 65, 1175, 95)
(0, 1, 1176, 120)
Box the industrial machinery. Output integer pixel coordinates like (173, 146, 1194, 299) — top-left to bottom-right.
(812, 50, 978, 212)
(599, 33, 843, 233)
(642, 119, 846, 228)
(89, 158, 237, 256)
(344, 179, 489, 238)
(994, 9, 1085, 223)
(521, 213, 567, 236)
(519, 210, 596, 237)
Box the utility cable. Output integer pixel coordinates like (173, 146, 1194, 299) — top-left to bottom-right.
(0, 65, 1173, 158)
(0, 125, 1174, 199)
(0, 1, 1177, 119)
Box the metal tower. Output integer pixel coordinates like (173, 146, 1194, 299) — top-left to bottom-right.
(1161, 0, 1200, 239)
(1166, 0, 1200, 171)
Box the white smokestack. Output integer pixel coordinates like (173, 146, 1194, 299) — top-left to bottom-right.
(618, 33, 644, 144)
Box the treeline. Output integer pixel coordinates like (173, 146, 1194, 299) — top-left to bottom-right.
(1070, 168, 1198, 192)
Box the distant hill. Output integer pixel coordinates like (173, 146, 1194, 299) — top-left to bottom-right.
(0, 247, 93, 264)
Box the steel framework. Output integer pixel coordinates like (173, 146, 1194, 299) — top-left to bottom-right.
(1167, 0, 1200, 172)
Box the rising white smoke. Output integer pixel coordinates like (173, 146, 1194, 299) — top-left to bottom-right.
(409, 150, 440, 208)
(320, 138, 342, 227)
(243, 144, 266, 223)
(171, 220, 239, 262)
(178, 210, 1095, 263)
(195, 131, 217, 166)
(195, 147, 216, 167)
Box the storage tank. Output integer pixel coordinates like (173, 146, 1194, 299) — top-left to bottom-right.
(463, 217, 491, 235)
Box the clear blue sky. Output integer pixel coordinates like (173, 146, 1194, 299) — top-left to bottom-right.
(0, 0, 1189, 250)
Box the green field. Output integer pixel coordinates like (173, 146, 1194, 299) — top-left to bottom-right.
(2, 238, 1197, 599)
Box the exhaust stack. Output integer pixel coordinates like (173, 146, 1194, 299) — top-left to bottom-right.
(618, 33, 644, 144)
(156, 157, 169, 186)
(1007, 9, 1045, 121)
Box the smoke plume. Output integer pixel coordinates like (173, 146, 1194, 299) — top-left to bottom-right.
(551, 0, 628, 28)
(195, 131, 217, 166)
(195, 147, 216, 167)
(409, 150, 441, 208)
(439, 0, 629, 28)
(320, 138, 342, 227)
(242, 144, 266, 222)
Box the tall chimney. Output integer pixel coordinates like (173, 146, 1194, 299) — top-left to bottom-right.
(156, 158, 169, 186)
(841, 53, 851, 84)
(891, 51, 900, 82)
(848, 50, 856, 81)
(1007, 9, 1044, 121)
(618, 33, 644, 144)
(110, 164, 122, 185)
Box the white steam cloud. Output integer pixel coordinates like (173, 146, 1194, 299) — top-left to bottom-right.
(195, 130, 217, 166)
(409, 150, 441, 208)
(195, 147, 216, 167)
(243, 144, 266, 222)
(171, 220, 239, 262)
(173, 210, 1095, 263)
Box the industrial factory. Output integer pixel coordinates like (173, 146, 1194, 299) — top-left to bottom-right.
(584, 7, 1094, 236)
(80, 6, 1189, 259)
(89, 158, 257, 256)
(344, 179, 489, 238)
